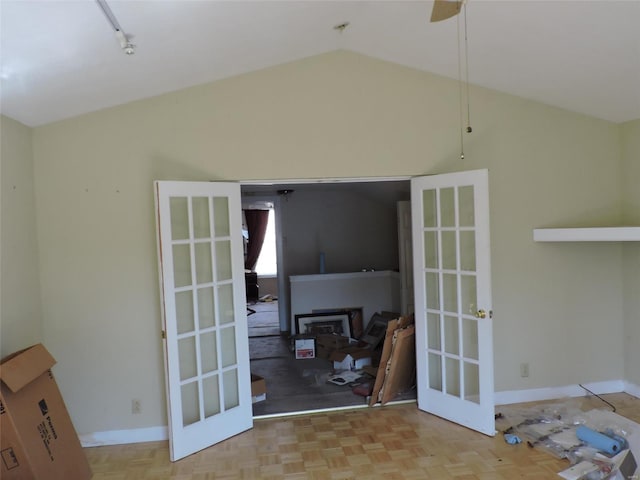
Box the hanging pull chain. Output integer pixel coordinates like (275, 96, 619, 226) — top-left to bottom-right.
(457, 9, 465, 159)
(464, 3, 472, 134)
(457, 1, 472, 160)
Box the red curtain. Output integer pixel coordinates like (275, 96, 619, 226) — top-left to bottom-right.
(244, 209, 269, 271)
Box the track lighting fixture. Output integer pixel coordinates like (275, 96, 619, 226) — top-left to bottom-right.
(96, 0, 136, 55)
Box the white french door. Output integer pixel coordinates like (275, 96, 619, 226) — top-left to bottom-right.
(411, 169, 495, 436)
(155, 181, 252, 461)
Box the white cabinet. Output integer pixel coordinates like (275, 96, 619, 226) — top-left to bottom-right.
(289, 270, 401, 334)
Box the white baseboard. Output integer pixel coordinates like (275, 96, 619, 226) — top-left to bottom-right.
(80, 426, 168, 447)
(79, 381, 640, 448)
(624, 381, 640, 398)
(495, 380, 626, 406)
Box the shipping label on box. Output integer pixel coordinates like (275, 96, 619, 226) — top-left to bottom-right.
(0, 344, 92, 480)
(294, 337, 316, 359)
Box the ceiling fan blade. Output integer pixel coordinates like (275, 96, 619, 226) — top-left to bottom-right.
(431, 0, 463, 22)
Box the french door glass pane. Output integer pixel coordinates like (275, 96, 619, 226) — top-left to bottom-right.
(181, 381, 199, 426)
(441, 231, 457, 270)
(429, 353, 442, 391)
(464, 362, 480, 404)
(223, 369, 239, 410)
(424, 231, 438, 268)
(215, 240, 233, 281)
(170, 197, 189, 240)
(446, 357, 461, 397)
(200, 331, 218, 373)
(463, 319, 479, 360)
(423, 190, 437, 228)
(461, 275, 477, 315)
(173, 244, 192, 288)
(192, 197, 210, 239)
(427, 313, 441, 350)
(218, 284, 235, 325)
(213, 197, 230, 237)
(444, 315, 459, 355)
(197, 287, 215, 329)
(220, 327, 237, 367)
(459, 231, 476, 271)
(179, 336, 197, 381)
(442, 273, 458, 313)
(425, 272, 440, 309)
(195, 242, 213, 284)
(458, 186, 475, 227)
(175, 291, 194, 334)
(440, 188, 455, 227)
(203, 375, 221, 418)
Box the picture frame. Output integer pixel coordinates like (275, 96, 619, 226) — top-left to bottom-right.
(295, 312, 352, 338)
(359, 313, 390, 349)
(312, 307, 364, 338)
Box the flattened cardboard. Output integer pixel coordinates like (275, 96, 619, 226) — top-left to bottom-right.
(368, 318, 399, 406)
(380, 325, 416, 405)
(0, 344, 91, 480)
(368, 315, 414, 406)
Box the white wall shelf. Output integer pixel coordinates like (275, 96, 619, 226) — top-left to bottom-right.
(533, 227, 640, 242)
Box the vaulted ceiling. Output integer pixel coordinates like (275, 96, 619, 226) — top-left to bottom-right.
(2, 0, 639, 127)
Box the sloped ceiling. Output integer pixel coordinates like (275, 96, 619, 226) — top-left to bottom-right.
(1, 0, 639, 127)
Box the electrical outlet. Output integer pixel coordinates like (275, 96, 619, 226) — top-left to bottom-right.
(520, 363, 530, 378)
(132, 399, 142, 414)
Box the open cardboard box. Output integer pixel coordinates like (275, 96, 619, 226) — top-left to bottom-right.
(330, 346, 372, 371)
(0, 344, 92, 480)
(250, 373, 267, 403)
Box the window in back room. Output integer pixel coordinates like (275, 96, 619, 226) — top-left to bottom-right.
(255, 208, 277, 277)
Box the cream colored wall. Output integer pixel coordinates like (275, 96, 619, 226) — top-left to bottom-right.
(621, 120, 640, 386)
(31, 51, 626, 434)
(0, 116, 43, 357)
(280, 188, 401, 276)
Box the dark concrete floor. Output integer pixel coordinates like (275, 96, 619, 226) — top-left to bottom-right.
(248, 301, 416, 417)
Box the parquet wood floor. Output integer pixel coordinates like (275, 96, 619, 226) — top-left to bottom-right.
(85, 393, 639, 479)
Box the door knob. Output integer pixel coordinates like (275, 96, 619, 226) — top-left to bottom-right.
(475, 309, 486, 319)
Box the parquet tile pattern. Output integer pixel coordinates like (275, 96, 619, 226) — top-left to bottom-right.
(85, 393, 640, 479)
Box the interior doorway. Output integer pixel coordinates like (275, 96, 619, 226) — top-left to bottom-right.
(155, 171, 495, 457)
(241, 178, 416, 416)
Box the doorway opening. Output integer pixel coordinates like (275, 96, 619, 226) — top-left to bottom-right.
(241, 178, 416, 417)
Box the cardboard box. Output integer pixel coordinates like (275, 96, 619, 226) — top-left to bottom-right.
(316, 334, 351, 350)
(250, 374, 266, 403)
(330, 347, 372, 371)
(315, 334, 351, 359)
(612, 450, 637, 480)
(294, 336, 316, 359)
(0, 344, 91, 480)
